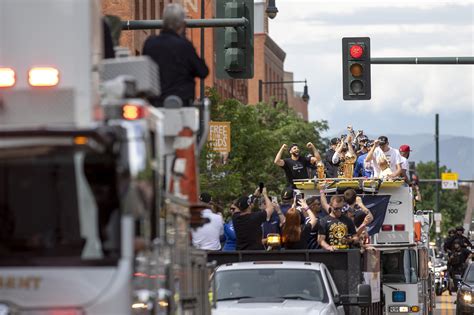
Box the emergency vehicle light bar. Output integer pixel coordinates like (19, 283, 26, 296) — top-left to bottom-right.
(28, 67, 59, 87)
(0, 67, 15, 87)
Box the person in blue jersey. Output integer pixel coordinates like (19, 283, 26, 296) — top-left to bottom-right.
(222, 201, 239, 251)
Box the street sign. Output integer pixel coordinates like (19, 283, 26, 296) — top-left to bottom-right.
(208, 121, 231, 153)
(441, 172, 459, 189)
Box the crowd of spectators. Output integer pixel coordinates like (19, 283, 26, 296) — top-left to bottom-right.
(192, 187, 374, 253)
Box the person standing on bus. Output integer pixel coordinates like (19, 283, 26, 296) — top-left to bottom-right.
(142, 3, 209, 107)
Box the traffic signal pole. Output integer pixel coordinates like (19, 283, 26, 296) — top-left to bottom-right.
(370, 57, 474, 64)
(122, 18, 249, 30)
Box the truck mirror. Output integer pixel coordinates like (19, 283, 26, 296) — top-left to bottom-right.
(357, 284, 371, 306)
(333, 293, 341, 305)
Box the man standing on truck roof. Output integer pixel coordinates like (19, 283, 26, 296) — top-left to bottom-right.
(233, 188, 274, 250)
(274, 143, 321, 188)
(142, 3, 209, 107)
(365, 136, 403, 179)
(318, 195, 357, 251)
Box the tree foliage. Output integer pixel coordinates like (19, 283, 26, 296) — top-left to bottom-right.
(199, 88, 329, 209)
(416, 161, 467, 236)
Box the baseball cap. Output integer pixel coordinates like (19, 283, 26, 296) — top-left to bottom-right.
(330, 138, 339, 145)
(199, 192, 211, 203)
(378, 136, 388, 145)
(359, 135, 369, 142)
(281, 187, 294, 201)
(399, 145, 411, 152)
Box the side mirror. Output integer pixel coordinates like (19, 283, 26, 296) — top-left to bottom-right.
(357, 284, 372, 306)
(454, 274, 462, 280)
(333, 294, 341, 305)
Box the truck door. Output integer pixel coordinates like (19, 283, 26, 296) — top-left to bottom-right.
(322, 268, 345, 315)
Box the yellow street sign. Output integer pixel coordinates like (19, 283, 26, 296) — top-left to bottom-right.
(208, 121, 231, 153)
(441, 172, 459, 189)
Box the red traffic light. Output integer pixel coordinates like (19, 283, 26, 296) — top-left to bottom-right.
(350, 45, 364, 59)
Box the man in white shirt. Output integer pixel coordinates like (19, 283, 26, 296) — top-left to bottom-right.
(191, 193, 224, 250)
(365, 136, 403, 178)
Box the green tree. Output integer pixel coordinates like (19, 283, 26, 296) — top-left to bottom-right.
(416, 161, 467, 236)
(199, 89, 328, 210)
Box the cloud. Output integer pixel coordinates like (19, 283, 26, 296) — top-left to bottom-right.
(270, 0, 474, 136)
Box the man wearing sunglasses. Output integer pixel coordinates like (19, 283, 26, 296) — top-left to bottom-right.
(318, 195, 357, 251)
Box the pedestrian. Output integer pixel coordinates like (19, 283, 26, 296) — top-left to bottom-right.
(281, 197, 317, 250)
(233, 187, 274, 250)
(365, 136, 403, 178)
(399, 144, 412, 183)
(452, 226, 471, 249)
(142, 3, 209, 107)
(222, 201, 239, 251)
(191, 193, 223, 250)
(318, 195, 358, 251)
(447, 240, 472, 293)
(443, 229, 456, 256)
(274, 142, 321, 187)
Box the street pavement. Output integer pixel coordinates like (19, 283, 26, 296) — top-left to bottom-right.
(434, 291, 456, 315)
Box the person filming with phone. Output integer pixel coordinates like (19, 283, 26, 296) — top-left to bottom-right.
(281, 195, 317, 250)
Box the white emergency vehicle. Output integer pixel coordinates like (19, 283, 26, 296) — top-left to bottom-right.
(0, 0, 211, 314)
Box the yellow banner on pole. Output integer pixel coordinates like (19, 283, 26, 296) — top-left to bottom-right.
(208, 121, 231, 153)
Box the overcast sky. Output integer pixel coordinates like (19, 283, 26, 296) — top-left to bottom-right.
(269, 0, 473, 138)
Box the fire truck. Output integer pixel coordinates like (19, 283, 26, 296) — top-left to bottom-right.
(0, 0, 210, 314)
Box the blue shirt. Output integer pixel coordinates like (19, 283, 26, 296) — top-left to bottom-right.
(222, 221, 236, 251)
(262, 212, 281, 238)
(354, 153, 373, 178)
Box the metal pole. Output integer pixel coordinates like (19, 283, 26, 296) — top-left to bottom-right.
(258, 80, 263, 102)
(200, 0, 205, 100)
(370, 57, 474, 64)
(435, 114, 440, 216)
(122, 18, 249, 30)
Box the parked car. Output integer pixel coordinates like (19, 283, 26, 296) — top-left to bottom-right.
(456, 262, 474, 315)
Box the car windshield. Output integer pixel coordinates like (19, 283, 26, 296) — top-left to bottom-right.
(216, 268, 328, 302)
(0, 146, 121, 263)
(381, 249, 418, 284)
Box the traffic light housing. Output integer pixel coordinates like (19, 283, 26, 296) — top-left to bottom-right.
(215, 0, 254, 79)
(342, 37, 371, 100)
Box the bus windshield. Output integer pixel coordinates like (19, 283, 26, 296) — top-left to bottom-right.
(381, 249, 418, 284)
(0, 145, 121, 264)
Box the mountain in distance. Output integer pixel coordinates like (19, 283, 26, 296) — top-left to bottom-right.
(326, 132, 474, 179)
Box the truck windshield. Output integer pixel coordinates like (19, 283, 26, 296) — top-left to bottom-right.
(216, 269, 328, 302)
(0, 146, 121, 264)
(381, 249, 418, 284)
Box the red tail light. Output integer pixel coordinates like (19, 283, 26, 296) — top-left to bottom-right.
(382, 224, 393, 231)
(28, 67, 60, 87)
(394, 224, 405, 231)
(122, 104, 146, 120)
(0, 67, 16, 88)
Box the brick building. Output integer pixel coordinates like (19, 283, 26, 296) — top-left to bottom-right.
(101, 0, 307, 118)
(284, 71, 309, 121)
(101, 0, 248, 104)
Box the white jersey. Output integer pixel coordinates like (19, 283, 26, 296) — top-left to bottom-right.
(370, 146, 402, 177)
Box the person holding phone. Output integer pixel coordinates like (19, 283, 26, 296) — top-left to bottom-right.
(281, 197, 317, 250)
(365, 136, 403, 179)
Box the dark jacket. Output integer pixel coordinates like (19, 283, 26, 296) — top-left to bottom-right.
(142, 30, 209, 106)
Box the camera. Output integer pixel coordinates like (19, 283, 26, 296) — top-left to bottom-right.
(295, 192, 305, 202)
(259, 182, 264, 194)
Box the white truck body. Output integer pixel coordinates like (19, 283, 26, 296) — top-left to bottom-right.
(0, 0, 101, 128)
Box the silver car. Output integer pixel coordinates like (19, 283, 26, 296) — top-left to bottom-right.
(212, 261, 346, 315)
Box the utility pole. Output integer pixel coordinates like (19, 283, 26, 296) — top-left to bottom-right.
(435, 113, 440, 215)
(200, 0, 205, 100)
